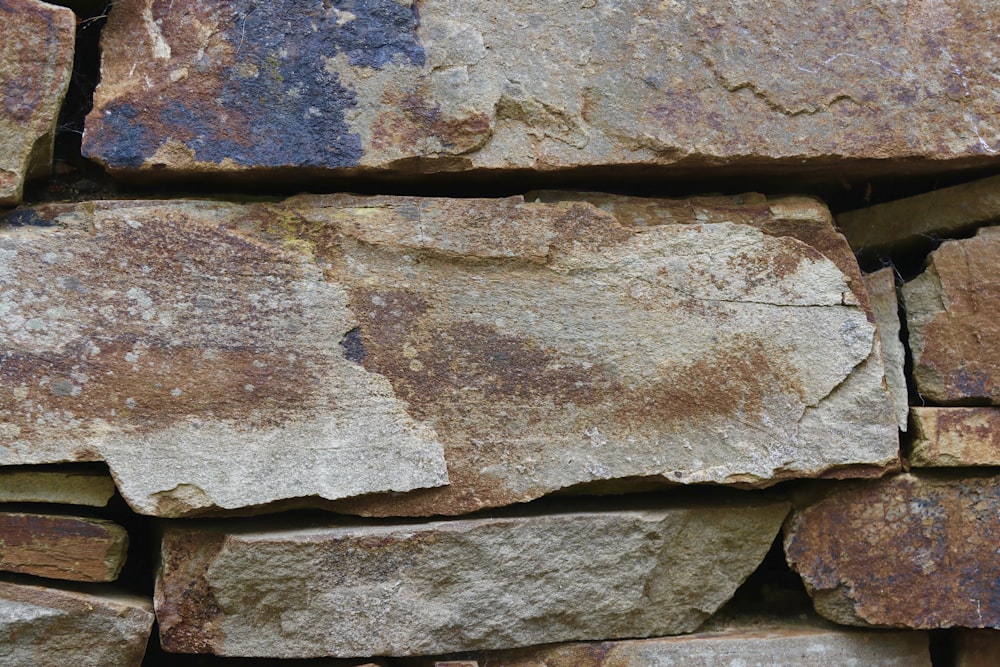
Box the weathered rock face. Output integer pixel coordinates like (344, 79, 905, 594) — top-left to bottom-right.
(0, 468, 116, 506)
(785, 472, 1000, 628)
(0, 579, 154, 666)
(156, 497, 789, 657)
(0, 0, 76, 205)
(864, 268, 908, 430)
(412, 616, 931, 667)
(83, 0, 1000, 180)
(838, 174, 1000, 254)
(911, 407, 1000, 466)
(0, 512, 128, 582)
(1, 194, 897, 517)
(903, 228, 1000, 404)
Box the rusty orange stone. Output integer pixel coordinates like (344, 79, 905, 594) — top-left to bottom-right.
(0, 512, 128, 582)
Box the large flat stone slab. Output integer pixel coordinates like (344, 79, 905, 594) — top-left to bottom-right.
(0, 0, 75, 205)
(0, 579, 153, 666)
(911, 407, 1000, 466)
(0, 468, 116, 506)
(408, 615, 931, 666)
(155, 497, 789, 657)
(1, 194, 897, 517)
(0, 512, 128, 582)
(903, 228, 1000, 404)
(83, 1, 1000, 181)
(785, 472, 1000, 628)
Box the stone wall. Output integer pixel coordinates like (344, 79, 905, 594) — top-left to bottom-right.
(2, 1, 1000, 665)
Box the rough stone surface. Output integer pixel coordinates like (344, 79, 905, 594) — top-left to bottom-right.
(0, 512, 127, 582)
(864, 268, 908, 430)
(838, 174, 1000, 253)
(955, 629, 1000, 667)
(903, 228, 1000, 405)
(911, 407, 1000, 466)
(410, 615, 931, 666)
(0, 468, 116, 506)
(156, 497, 789, 657)
(0, 0, 76, 205)
(84, 0, 1000, 180)
(785, 471, 1000, 628)
(0, 579, 153, 666)
(1, 194, 895, 517)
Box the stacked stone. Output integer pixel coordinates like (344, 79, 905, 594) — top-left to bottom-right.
(3, 0, 1000, 665)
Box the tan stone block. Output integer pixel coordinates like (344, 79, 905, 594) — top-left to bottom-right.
(864, 268, 908, 431)
(0, 512, 128, 582)
(955, 629, 1000, 667)
(911, 407, 1000, 466)
(0, 468, 116, 506)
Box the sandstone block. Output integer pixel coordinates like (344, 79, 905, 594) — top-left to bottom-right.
(911, 407, 1000, 466)
(955, 629, 1000, 667)
(838, 175, 1000, 254)
(785, 472, 1000, 628)
(1, 195, 896, 517)
(0, 512, 128, 582)
(903, 228, 1000, 404)
(0, 0, 75, 205)
(84, 1, 1000, 181)
(410, 615, 931, 666)
(864, 268, 908, 430)
(0, 468, 116, 506)
(156, 497, 789, 657)
(0, 579, 153, 666)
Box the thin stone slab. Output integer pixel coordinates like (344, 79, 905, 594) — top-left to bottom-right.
(0, 468, 116, 507)
(83, 0, 1000, 181)
(409, 616, 931, 666)
(1, 194, 897, 517)
(0, 512, 127, 582)
(785, 472, 1000, 629)
(863, 268, 907, 431)
(903, 228, 1000, 405)
(155, 497, 789, 657)
(838, 175, 1000, 254)
(910, 407, 1000, 466)
(955, 629, 1000, 667)
(0, 0, 75, 205)
(0, 579, 153, 666)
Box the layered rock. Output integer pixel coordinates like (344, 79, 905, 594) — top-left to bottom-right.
(903, 228, 1000, 404)
(0, 579, 153, 666)
(911, 408, 1000, 466)
(410, 616, 931, 666)
(838, 175, 1000, 254)
(84, 0, 1000, 180)
(1, 194, 897, 517)
(0, 512, 128, 582)
(0, 468, 116, 506)
(156, 497, 789, 657)
(0, 0, 76, 205)
(785, 472, 1000, 628)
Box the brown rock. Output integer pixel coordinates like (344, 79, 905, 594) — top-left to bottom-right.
(1, 194, 896, 517)
(155, 497, 789, 657)
(955, 629, 1000, 667)
(0, 512, 128, 582)
(903, 228, 1000, 404)
(0, 468, 116, 506)
(0, 0, 76, 205)
(838, 174, 1000, 254)
(84, 1, 1000, 182)
(410, 615, 931, 666)
(0, 579, 153, 666)
(785, 471, 1000, 628)
(911, 407, 1000, 466)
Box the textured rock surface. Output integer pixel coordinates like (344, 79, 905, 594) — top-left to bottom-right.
(903, 228, 1000, 404)
(411, 615, 931, 666)
(0, 0, 75, 205)
(1, 194, 897, 517)
(864, 268, 908, 430)
(0, 468, 116, 506)
(0, 512, 128, 582)
(84, 0, 1000, 180)
(838, 175, 1000, 254)
(0, 579, 153, 666)
(785, 472, 1000, 628)
(911, 408, 1000, 466)
(955, 629, 1000, 667)
(156, 497, 789, 657)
